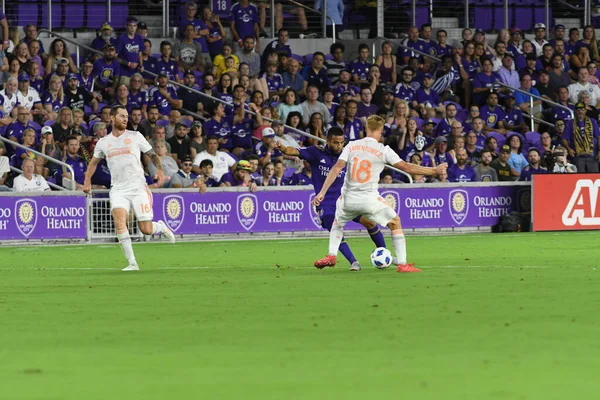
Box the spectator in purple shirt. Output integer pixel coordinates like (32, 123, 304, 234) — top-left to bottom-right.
(60, 136, 87, 189)
(92, 43, 120, 103)
(204, 101, 234, 152)
(220, 159, 258, 191)
(116, 17, 145, 79)
(349, 44, 372, 85)
(519, 148, 547, 180)
(0, 11, 9, 49)
(447, 148, 477, 182)
(479, 92, 506, 133)
(230, 0, 260, 51)
(413, 73, 443, 117)
(356, 86, 379, 125)
(148, 72, 183, 118)
(91, 22, 118, 55)
(155, 41, 181, 83)
(398, 26, 429, 65)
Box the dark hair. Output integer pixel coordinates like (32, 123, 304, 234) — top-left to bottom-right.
(285, 111, 304, 128)
(420, 23, 432, 30)
(327, 126, 345, 139)
(66, 135, 79, 145)
(330, 42, 345, 54)
(144, 38, 152, 46)
(358, 43, 369, 52)
(110, 105, 127, 116)
(334, 105, 347, 122)
(217, 73, 233, 94)
(243, 35, 256, 42)
(445, 102, 457, 111)
(199, 159, 214, 167)
(247, 154, 259, 161)
(284, 88, 297, 104)
(485, 135, 498, 149)
(507, 134, 523, 153)
(205, 137, 219, 144)
(273, 159, 284, 167)
(160, 40, 172, 50)
(480, 148, 492, 157)
(437, 29, 447, 36)
(233, 84, 245, 92)
(130, 107, 142, 113)
(313, 51, 325, 59)
(569, 27, 580, 34)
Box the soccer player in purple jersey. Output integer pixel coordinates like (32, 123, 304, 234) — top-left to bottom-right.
(276, 127, 401, 271)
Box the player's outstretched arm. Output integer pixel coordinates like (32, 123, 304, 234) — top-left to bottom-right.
(395, 161, 448, 177)
(313, 159, 346, 206)
(83, 156, 101, 194)
(275, 141, 299, 157)
(146, 149, 166, 187)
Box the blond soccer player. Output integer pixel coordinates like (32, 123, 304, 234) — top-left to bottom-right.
(312, 115, 448, 272)
(83, 105, 176, 271)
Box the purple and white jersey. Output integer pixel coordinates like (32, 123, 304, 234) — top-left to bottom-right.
(398, 39, 428, 62)
(503, 107, 524, 126)
(414, 87, 441, 107)
(205, 115, 234, 149)
(77, 74, 94, 92)
(148, 85, 179, 115)
(116, 33, 145, 77)
(41, 91, 67, 113)
(433, 151, 455, 168)
(128, 89, 148, 109)
(255, 143, 283, 158)
(333, 83, 360, 103)
(394, 83, 416, 102)
(61, 154, 87, 185)
(30, 77, 45, 95)
(448, 164, 477, 182)
(261, 72, 284, 92)
(207, 24, 224, 56)
(298, 145, 345, 211)
(479, 105, 505, 129)
(356, 103, 378, 119)
(436, 118, 460, 137)
(348, 59, 371, 81)
(433, 44, 453, 58)
(230, 2, 259, 40)
(231, 118, 254, 149)
(92, 58, 120, 86)
(344, 117, 363, 141)
(460, 58, 481, 79)
(155, 58, 180, 81)
(6, 121, 35, 143)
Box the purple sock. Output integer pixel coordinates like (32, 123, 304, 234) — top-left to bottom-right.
(368, 226, 386, 248)
(339, 239, 357, 264)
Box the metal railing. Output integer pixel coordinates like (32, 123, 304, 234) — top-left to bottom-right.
(495, 81, 575, 131)
(396, 42, 441, 63)
(35, 30, 413, 182)
(0, 136, 75, 191)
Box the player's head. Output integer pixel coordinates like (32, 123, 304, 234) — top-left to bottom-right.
(110, 105, 129, 130)
(326, 127, 346, 155)
(365, 115, 386, 140)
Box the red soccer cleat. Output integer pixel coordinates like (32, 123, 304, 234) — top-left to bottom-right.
(397, 263, 421, 273)
(314, 255, 337, 269)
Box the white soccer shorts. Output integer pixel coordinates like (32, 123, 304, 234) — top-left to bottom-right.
(109, 186, 154, 222)
(334, 193, 397, 228)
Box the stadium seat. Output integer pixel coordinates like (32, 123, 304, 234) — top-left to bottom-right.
(29, 121, 42, 133)
(291, 54, 304, 64)
(488, 131, 506, 147)
(156, 120, 170, 128)
(44, 120, 54, 126)
(525, 131, 541, 146)
(180, 119, 191, 128)
(412, 117, 423, 129)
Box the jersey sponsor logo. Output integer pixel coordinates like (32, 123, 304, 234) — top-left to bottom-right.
(107, 147, 132, 157)
(163, 195, 185, 232)
(449, 189, 469, 225)
(237, 194, 258, 231)
(15, 199, 38, 237)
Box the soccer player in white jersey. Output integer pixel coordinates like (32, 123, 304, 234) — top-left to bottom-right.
(83, 105, 176, 271)
(313, 115, 448, 272)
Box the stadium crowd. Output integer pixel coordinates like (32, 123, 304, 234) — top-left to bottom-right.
(0, 3, 592, 193)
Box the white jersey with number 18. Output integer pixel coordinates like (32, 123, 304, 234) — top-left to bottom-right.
(339, 137, 402, 195)
(93, 130, 151, 192)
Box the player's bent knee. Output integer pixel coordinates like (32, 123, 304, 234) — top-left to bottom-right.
(387, 216, 401, 231)
(359, 216, 377, 230)
(138, 221, 153, 235)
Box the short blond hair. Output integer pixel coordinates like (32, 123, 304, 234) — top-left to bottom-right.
(366, 115, 385, 133)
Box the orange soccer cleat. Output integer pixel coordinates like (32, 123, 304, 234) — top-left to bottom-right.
(397, 263, 422, 273)
(314, 255, 337, 269)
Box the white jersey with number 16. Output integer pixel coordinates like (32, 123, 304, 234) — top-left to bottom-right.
(339, 137, 402, 195)
(93, 130, 152, 191)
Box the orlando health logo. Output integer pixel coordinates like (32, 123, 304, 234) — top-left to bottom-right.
(163, 195, 184, 232)
(449, 189, 469, 225)
(237, 194, 258, 231)
(15, 199, 38, 237)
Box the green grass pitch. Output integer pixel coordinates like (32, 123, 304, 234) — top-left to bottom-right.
(1, 232, 600, 399)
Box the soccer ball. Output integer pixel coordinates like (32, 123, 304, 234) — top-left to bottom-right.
(370, 247, 393, 269)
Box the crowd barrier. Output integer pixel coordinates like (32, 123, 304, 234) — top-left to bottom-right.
(533, 174, 600, 231)
(0, 183, 531, 243)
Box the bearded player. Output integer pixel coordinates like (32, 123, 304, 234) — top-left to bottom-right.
(83, 105, 175, 271)
(313, 115, 447, 272)
(276, 127, 401, 271)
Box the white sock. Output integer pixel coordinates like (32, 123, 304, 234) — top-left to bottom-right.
(117, 231, 137, 266)
(391, 231, 407, 265)
(152, 222, 164, 235)
(328, 220, 344, 256)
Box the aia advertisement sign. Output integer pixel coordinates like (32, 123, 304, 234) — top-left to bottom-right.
(533, 173, 600, 231)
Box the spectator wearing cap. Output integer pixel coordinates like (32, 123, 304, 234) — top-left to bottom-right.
(170, 155, 201, 189)
(92, 43, 120, 103)
(447, 148, 476, 182)
(204, 101, 234, 152)
(91, 22, 118, 55)
(46, 39, 77, 75)
(473, 58, 501, 106)
(568, 67, 600, 106)
(473, 149, 498, 181)
(16, 72, 42, 114)
(173, 25, 205, 73)
(432, 136, 455, 168)
(37, 125, 62, 176)
(413, 73, 443, 117)
(503, 94, 528, 133)
(255, 127, 283, 167)
(6, 105, 36, 145)
(44, 56, 70, 90)
(191, 136, 236, 180)
(65, 73, 98, 115)
(167, 122, 191, 167)
(562, 102, 600, 172)
(136, 22, 148, 38)
(398, 26, 429, 66)
(507, 28, 524, 58)
(177, 70, 203, 119)
(532, 23, 549, 57)
(519, 147, 547, 181)
(188, 121, 205, 158)
(219, 160, 258, 191)
(550, 24, 567, 47)
(518, 53, 539, 84)
(115, 17, 145, 82)
(148, 72, 182, 119)
(155, 41, 181, 83)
